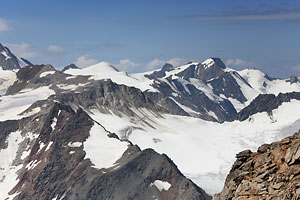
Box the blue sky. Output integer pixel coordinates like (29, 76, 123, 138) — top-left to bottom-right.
(1, 0, 300, 77)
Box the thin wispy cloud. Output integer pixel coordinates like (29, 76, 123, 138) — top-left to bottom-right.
(167, 58, 187, 68)
(48, 45, 64, 53)
(146, 58, 187, 70)
(226, 58, 260, 69)
(75, 55, 98, 68)
(146, 59, 165, 70)
(0, 18, 10, 31)
(117, 59, 139, 71)
(287, 64, 300, 72)
(180, 8, 300, 21)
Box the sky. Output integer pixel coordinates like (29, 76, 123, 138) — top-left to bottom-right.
(0, 0, 300, 78)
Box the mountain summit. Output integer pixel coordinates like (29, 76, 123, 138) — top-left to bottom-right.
(0, 43, 32, 70)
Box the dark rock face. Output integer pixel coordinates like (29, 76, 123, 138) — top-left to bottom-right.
(0, 120, 19, 150)
(0, 43, 22, 70)
(5, 64, 88, 96)
(64, 148, 211, 200)
(55, 79, 165, 118)
(236, 92, 300, 121)
(146, 78, 237, 122)
(1, 100, 211, 200)
(146, 63, 175, 79)
(287, 75, 299, 84)
(215, 131, 300, 200)
(143, 58, 243, 122)
(20, 58, 33, 66)
(175, 58, 225, 81)
(61, 63, 79, 72)
(208, 72, 249, 104)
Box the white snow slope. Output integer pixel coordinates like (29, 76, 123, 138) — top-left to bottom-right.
(0, 86, 55, 121)
(89, 99, 300, 195)
(84, 123, 129, 169)
(64, 62, 157, 92)
(0, 67, 16, 95)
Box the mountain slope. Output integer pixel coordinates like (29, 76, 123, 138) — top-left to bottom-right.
(142, 58, 300, 121)
(88, 98, 300, 194)
(0, 100, 211, 200)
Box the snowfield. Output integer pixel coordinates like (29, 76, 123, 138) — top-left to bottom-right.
(0, 86, 55, 121)
(0, 67, 16, 95)
(89, 99, 300, 194)
(150, 180, 172, 191)
(0, 131, 37, 200)
(83, 123, 129, 169)
(64, 62, 157, 92)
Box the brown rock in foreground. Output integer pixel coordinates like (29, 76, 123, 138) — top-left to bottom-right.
(215, 131, 300, 200)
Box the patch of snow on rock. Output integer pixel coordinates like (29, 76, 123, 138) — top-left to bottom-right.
(150, 180, 172, 191)
(51, 117, 57, 130)
(67, 142, 82, 148)
(0, 131, 23, 199)
(39, 71, 55, 78)
(83, 123, 128, 169)
(1, 50, 11, 60)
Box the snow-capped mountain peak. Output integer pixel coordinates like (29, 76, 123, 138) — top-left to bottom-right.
(201, 57, 226, 70)
(0, 43, 32, 70)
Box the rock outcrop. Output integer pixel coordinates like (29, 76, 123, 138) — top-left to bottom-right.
(236, 92, 300, 121)
(61, 63, 79, 72)
(215, 131, 300, 200)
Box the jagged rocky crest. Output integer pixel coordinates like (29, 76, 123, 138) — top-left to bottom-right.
(215, 130, 300, 200)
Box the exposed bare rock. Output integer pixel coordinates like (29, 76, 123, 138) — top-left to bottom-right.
(55, 79, 165, 118)
(61, 63, 79, 72)
(236, 92, 300, 121)
(5, 64, 56, 94)
(146, 63, 175, 79)
(215, 131, 300, 200)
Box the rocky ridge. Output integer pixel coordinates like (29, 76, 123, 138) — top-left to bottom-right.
(215, 131, 300, 200)
(236, 92, 300, 121)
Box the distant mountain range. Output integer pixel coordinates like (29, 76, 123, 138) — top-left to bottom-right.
(1, 43, 300, 199)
